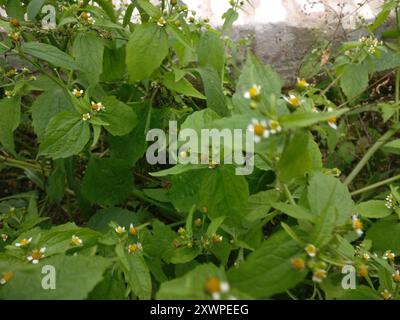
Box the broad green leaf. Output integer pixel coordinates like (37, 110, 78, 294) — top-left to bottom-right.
(22, 42, 78, 70)
(116, 244, 151, 300)
(228, 230, 307, 298)
(97, 96, 138, 136)
(87, 207, 142, 232)
(0, 97, 20, 154)
(198, 166, 249, 224)
(273, 203, 316, 222)
(137, 0, 160, 17)
(162, 72, 205, 99)
(197, 67, 229, 116)
(382, 139, 400, 155)
(340, 63, 369, 99)
(197, 30, 225, 78)
(94, 0, 117, 22)
(101, 46, 126, 82)
(81, 157, 134, 206)
(0, 255, 111, 299)
(6, 0, 24, 20)
(156, 263, 226, 300)
(277, 131, 322, 182)
(88, 270, 127, 300)
(279, 109, 348, 129)
(31, 89, 74, 141)
(366, 218, 400, 254)
(27, 0, 45, 21)
(126, 23, 169, 82)
(245, 190, 280, 224)
(222, 8, 239, 34)
(47, 159, 66, 203)
(39, 112, 90, 159)
(308, 173, 354, 246)
(72, 32, 104, 85)
(355, 200, 392, 219)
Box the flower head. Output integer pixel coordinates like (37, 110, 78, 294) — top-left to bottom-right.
(194, 218, 202, 226)
(312, 269, 327, 283)
(91, 101, 105, 112)
(381, 289, 392, 300)
(357, 264, 368, 277)
(305, 244, 317, 257)
(115, 226, 126, 235)
(291, 257, 305, 271)
(27, 247, 46, 264)
(1, 234, 8, 242)
(4, 90, 14, 98)
(352, 214, 363, 236)
(211, 234, 223, 244)
(9, 31, 21, 42)
(129, 224, 137, 236)
(383, 250, 395, 261)
(82, 113, 91, 121)
(157, 17, 167, 27)
(15, 237, 32, 247)
(392, 270, 400, 282)
(70, 235, 83, 246)
(204, 277, 230, 300)
(128, 242, 142, 254)
(0, 271, 13, 285)
(247, 119, 269, 143)
(72, 89, 84, 98)
(296, 78, 309, 90)
(80, 12, 95, 24)
(327, 107, 337, 130)
(244, 85, 261, 101)
(385, 194, 394, 209)
(284, 94, 300, 108)
(268, 120, 282, 134)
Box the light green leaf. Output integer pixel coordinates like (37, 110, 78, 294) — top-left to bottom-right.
(273, 203, 316, 222)
(340, 63, 369, 99)
(279, 109, 348, 129)
(366, 218, 400, 254)
(126, 23, 169, 82)
(197, 30, 225, 78)
(163, 72, 206, 99)
(39, 112, 90, 159)
(0, 97, 20, 154)
(22, 42, 78, 70)
(228, 230, 307, 298)
(356, 200, 392, 219)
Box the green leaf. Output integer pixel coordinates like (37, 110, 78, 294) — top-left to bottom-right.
(0, 97, 20, 154)
(273, 203, 316, 222)
(277, 131, 322, 182)
(31, 89, 74, 141)
(72, 32, 104, 85)
(227, 230, 307, 298)
(81, 157, 134, 206)
(126, 23, 169, 82)
(6, 0, 25, 20)
(245, 190, 280, 223)
(355, 200, 392, 219)
(197, 30, 225, 78)
(27, 0, 45, 21)
(94, 0, 117, 22)
(47, 159, 66, 203)
(197, 67, 229, 116)
(22, 42, 78, 70)
(0, 255, 111, 299)
(162, 72, 205, 99)
(101, 46, 126, 82)
(39, 112, 90, 159)
(87, 207, 141, 232)
(366, 218, 400, 254)
(308, 173, 354, 246)
(382, 139, 400, 155)
(222, 8, 239, 34)
(340, 63, 369, 99)
(137, 0, 160, 17)
(116, 244, 151, 300)
(156, 264, 225, 299)
(96, 96, 138, 136)
(88, 270, 127, 300)
(279, 109, 348, 129)
(198, 166, 249, 224)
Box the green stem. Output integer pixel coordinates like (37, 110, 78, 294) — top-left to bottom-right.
(351, 174, 400, 196)
(0, 155, 42, 172)
(344, 126, 400, 186)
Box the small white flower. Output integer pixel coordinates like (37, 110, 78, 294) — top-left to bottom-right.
(0, 272, 13, 285)
(72, 89, 84, 97)
(352, 214, 363, 236)
(312, 269, 327, 283)
(15, 237, 32, 247)
(115, 226, 126, 235)
(284, 94, 300, 108)
(247, 119, 269, 143)
(327, 107, 337, 130)
(268, 120, 282, 135)
(296, 78, 309, 89)
(1, 234, 8, 242)
(82, 113, 91, 121)
(91, 101, 105, 112)
(244, 84, 261, 100)
(70, 235, 83, 246)
(157, 17, 167, 27)
(305, 244, 317, 257)
(383, 250, 395, 261)
(27, 247, 46, 264)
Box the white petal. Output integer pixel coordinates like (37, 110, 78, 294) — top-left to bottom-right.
(328, 122, 337, 130)
(260, 120, 268, 127)
(0, 279, 5, 284)
(15, 243, 21, 247)
(28, 237, 32, 242)
(220, 282, 230, 293)
(32, 260, 39, 264)
(254, 135, 261, 143)
(247, 125, 254, 132)
(27, 256, 33, 261)
(251, 118, 259, 125)
(263, 130, 270, 138)
(244, 92, 250, 99)
(212, 292, 221, 300)
(40, 247, 46, 253)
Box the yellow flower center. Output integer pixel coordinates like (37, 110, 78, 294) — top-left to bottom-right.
(20, 239, 30, 246)
(2, 271, 13, 282)
(212, 234, 222, 244)
(353, 219, 363, 230)
(248, 87, 259, 99)
(297, 79, 308, 89)
(254, 124, 265, 136)
(129, 226, 137, 236)
(305, 244, 317, 256)
(128, 243, 139, 254)
(291, 257, 305, 271)
(357, 265, 368, 277)
(194, 218, 202, 226)
(328, 116, 337, 124)
(269, 120, 280, 131)
(393, 273, 400, 282)
(289, 96, 300, 107)
(314, 269, 326, 279)
(205, 277, 221, 294)
(31, 249, 43, 261)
